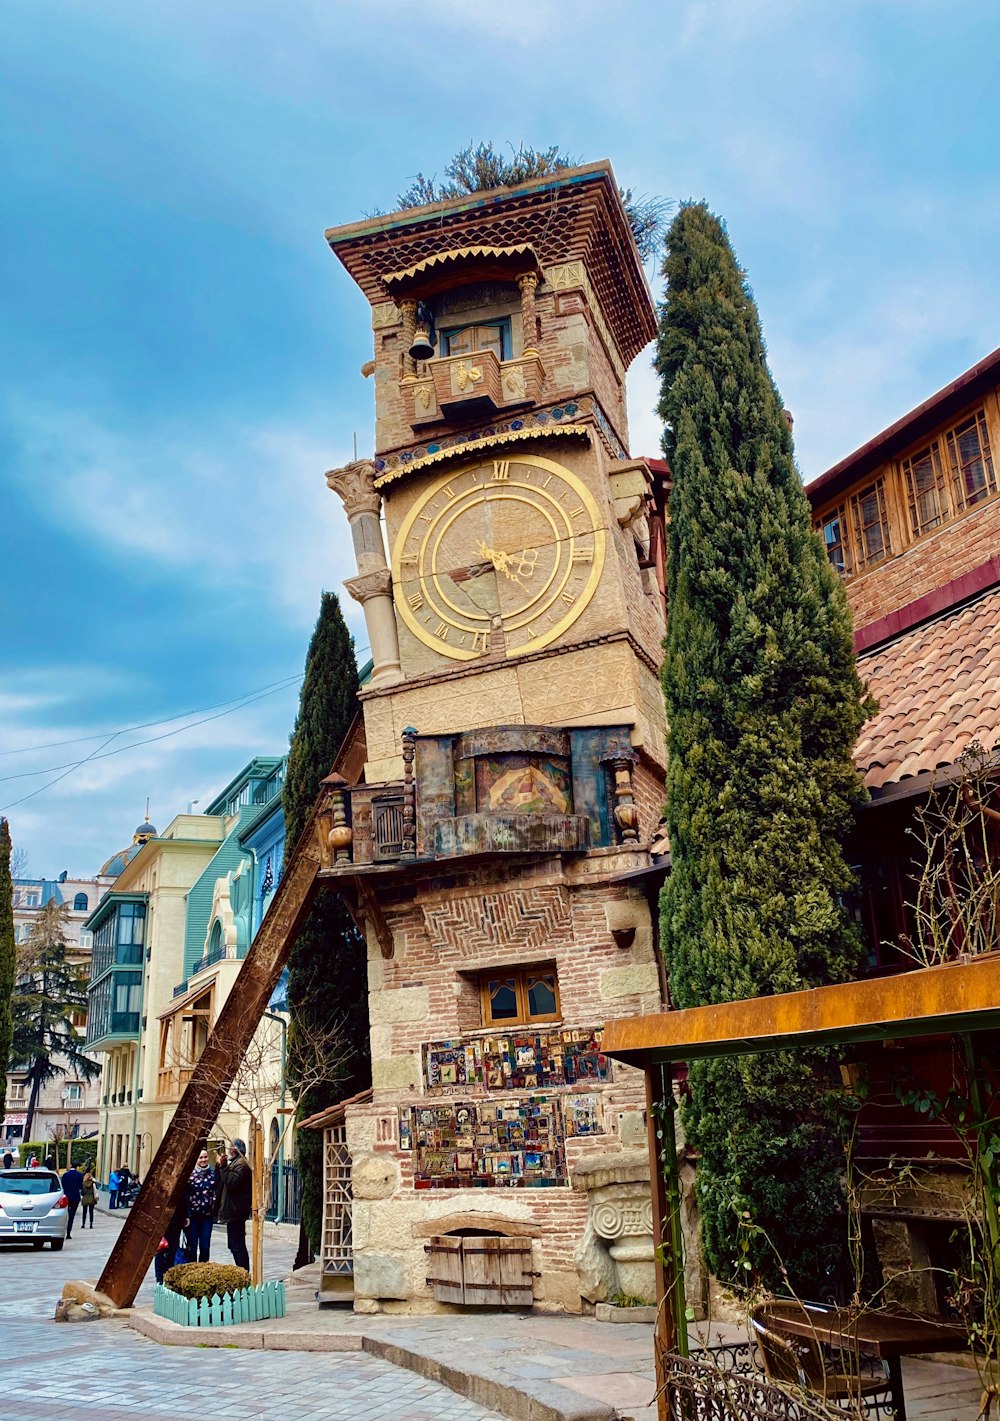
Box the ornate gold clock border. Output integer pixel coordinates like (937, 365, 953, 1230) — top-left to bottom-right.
(372, 422, 590, 489)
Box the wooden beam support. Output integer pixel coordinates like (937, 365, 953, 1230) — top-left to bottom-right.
(92, 803, 327, 1309)
(602, 953, 1000, 1067)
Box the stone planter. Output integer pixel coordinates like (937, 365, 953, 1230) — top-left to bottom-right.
(152, 1279, 286, 1327)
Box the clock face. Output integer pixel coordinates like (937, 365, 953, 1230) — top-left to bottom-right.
(391, 453, 606, 661)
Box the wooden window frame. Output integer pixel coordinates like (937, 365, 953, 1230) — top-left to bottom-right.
(478, 965, 561, 1027)
(946, 408, 996, 512)
(440, 317, 512, 362)
(819, 502, 851, 577)
(850, 478, 892, 569)
(902, 439, 950, 536)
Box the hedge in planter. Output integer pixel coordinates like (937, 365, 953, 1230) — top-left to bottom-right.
(163, 1262, 250, 1299)
(155, 1263, 286, 1328)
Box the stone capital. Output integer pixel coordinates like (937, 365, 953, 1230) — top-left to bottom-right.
(326, 459, 381, 518)
(344, 567, 393, 604)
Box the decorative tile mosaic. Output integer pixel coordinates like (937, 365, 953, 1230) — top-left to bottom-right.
(371, 394, 626, 483)
(423, 1026, 610, 1093)
(407, 1096, 566, 1188)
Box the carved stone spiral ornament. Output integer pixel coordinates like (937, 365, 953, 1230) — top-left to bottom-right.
(592, 1199, 653, 1241)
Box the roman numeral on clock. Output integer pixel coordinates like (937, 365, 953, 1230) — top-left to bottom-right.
(407, 592, 424, 610)
(571, 547, 593, 563)
(492, 460, 511, 480)
(471, 630, 489, 652)
(434, 622, 449, 641)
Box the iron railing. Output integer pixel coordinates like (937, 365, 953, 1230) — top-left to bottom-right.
(266, 1160, 302, 1224)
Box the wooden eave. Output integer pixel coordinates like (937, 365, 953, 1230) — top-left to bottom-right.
(601, 953, 1000, 1067)
(298, 1087, 374, 1132)
(324, 161, 656, 368)
(806, 342, 1000, 509)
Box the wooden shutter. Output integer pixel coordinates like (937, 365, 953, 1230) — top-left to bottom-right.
(426, 1235, 465, 1304)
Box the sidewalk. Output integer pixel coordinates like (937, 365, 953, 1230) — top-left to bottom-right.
(124, 1287, 986, 1421)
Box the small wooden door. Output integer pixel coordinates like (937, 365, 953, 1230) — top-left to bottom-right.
(427, 1234, 533, 1307)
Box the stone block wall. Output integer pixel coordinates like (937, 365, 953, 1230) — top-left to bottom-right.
(345, 850, 663, 1313)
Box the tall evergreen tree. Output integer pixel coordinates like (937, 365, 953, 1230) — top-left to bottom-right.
(656, 204, 873, 1292)
(0, 820, 15, 1127)
(284, 591, 369, 1252)
(11, 899, 99, 1140)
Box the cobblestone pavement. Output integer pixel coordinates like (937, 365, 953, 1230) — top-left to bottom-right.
(0, 1213, 504, 1421)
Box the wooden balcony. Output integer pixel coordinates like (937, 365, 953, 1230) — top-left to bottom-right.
(408, 351, 544, 428)
(156, 1064, 195, 1102)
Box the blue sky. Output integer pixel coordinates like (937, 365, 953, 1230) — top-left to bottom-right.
(2, 0, 998, 876)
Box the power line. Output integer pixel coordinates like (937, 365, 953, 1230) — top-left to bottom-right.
(0, 673, 305, 759)
(0, 678, 302, 813)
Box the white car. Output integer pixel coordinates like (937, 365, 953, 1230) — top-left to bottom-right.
(0, 1170, 69, 1249)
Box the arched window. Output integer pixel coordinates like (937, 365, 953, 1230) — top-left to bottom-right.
(209, 920, 223, 957)
(73, 893, 89, 912)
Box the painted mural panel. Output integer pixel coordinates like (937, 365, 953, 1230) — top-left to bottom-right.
(407, 1097, 567, 1188)
(423, 1026, 609, 1092)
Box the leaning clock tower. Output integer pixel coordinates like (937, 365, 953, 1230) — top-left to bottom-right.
(318, 162, 674, 1316)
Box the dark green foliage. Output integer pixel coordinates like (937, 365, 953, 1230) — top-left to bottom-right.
(164, 1262, 251, 1299)
(0, 820, 14, 1125)
(656, 204, 873, 1293)
(393, 142, 669, 263)
(11, 899, 100, 1139)
(284, 592, 369, 1252)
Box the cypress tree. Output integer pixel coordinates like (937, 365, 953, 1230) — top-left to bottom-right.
(656, 204, 873, 1292)
(284, 591, 370, 1252)
(11, 899, 100, 1139)
(0, 820, 15, 1126)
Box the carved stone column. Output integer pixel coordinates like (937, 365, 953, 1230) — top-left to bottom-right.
(400, 298, 417, 379)
(518, 271, 539, 355)
(326, 459, 402, 685)
(572, 1151, 656, 1304)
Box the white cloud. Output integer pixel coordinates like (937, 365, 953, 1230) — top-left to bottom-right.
(3, 396, 362, 627)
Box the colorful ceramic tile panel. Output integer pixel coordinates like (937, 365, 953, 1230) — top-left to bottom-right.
(407, 1096, 568, 1188)
(422, 1025, 610, 1093)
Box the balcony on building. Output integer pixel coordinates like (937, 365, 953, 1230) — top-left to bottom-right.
(318, 723, 642, 875)
(84, 894, 147, 1050)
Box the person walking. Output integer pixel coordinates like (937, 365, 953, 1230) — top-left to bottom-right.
(153, 1203, 189, 1285)
(62, 1161, 84, 1239)
(108, 1166, 121, 1209)
(184, 1147, 218, 1263)
(80, 1163, 97, 1228)
(216, 1139, 252, 1272)
(2, 1151, 14, 1170)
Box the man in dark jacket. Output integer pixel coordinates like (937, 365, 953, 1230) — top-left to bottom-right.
(62, 1162, 84, 1238)
(216, 1139, 252, 1271)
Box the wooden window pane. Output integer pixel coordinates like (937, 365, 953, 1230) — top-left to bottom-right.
(948, 411, 996, 508)
(821, 507, 849, 575)
(851, 480, 891, 567)
(903, 443, 947, 534)
(488, 978, 519, 1020)
(527, 973, 557, 1017)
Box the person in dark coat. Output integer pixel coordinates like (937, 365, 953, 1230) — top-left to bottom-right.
(216, 1139, 253, 1272)
(62, 1162, 84, 1238)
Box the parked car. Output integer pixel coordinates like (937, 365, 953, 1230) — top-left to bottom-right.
(0, 1170, 69, 1249)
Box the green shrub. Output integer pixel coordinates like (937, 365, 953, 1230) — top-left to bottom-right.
(163, 1262, 251, 1300)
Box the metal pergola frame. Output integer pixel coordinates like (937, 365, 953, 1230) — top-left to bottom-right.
(601, 952, 1000, 1418)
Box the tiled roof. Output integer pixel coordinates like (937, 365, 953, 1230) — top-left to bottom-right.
(855, 585, 1000, 789)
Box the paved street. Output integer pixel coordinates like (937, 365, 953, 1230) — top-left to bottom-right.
(0, 1211, 504, 1421)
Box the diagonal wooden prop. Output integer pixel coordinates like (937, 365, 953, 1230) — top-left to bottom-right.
(95, 806, 325, 1308)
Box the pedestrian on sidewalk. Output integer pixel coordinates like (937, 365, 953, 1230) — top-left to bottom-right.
(153, 1203, 189, 1284)
(2, 1151, 13, 1170)
(80, 1163, 97, 1228)
(62, 1161, 84, 1238)
(216, 1139, 252, 1272)
(108, 1166, 120, 1209)
(184, 1147, 218, 1262)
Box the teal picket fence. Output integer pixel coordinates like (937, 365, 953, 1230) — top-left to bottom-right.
(152, 1279, 286, 1327)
